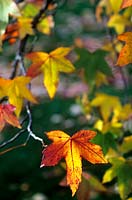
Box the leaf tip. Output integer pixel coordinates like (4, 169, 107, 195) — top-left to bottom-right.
(40, 163, 45, 168)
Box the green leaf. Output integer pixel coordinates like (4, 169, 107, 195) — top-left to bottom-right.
(91, 132, 117, 154)
(75, 48, 112, 87)
(103, 157, 132, 199)
(22, 3, 39, 17)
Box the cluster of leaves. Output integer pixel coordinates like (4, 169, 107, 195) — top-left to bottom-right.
(0, 0, 132, 199)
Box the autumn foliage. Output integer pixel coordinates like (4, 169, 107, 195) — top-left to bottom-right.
(0, 0, 132, 199)
(41, 130, 107, 196)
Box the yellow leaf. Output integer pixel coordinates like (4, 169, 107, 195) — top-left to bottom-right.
(109, 0, 122, 13)
(91, 93, 122, 122)
(94, 119, 122, 134)
(6, 76, 37, 116)
(107, 14, 131, 34)
(18, 17, 34, 39)
(37, 16, 54, 35)
(26, 47, 75, 98)
(96, 0, 122, 22)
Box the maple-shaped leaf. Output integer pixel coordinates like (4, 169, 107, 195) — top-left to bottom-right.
(41, 130, 107, 196)
(26, 47, 75, 98)
(17, 17, 34, 39)
(103, 157, 132, 200)
(0, 76, 37, 116)
(121, 0, 132, 8)
(0, 104, 21, 131)
(116, 32, 132, 66)
(75, 48, 111, 87)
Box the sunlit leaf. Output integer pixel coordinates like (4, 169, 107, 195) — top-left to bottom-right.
(0, 76, 37, 116)
(41, 130, 107, 196)
(17, 17, 34, 39)
(117, 32, 132, 66)
(107, 14, 131, 34)
(91, 93, 122, 122)
(109, 0, 122, 12)
(37, 16, 54, 35)
(121, 0, 132, 8)
(26, 47, 75, 98)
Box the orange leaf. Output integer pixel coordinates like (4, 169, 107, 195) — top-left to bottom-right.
(41, 130, 107, 196)
(26, 47, 75, 98)
(116, 32, 132, 66)
(121, 0, 132, 8)
(0, 104, 21, 131)
(2, 23, 19, 44)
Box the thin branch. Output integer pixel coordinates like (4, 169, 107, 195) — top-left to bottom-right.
(25, 103, 45, 146)
(0, 143, 27, 156)
(10, 0, 51, 79)
(0, 129, 26, 148)
(0, 132, 30, 156)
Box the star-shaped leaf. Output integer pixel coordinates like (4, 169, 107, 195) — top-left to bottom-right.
(117, 32, 132, 66)
(41, 130, 107, 196)
(17, 17, 34, 39)
(0, 76, 37, 116)
(26, 47, 75, 98)
(75, 48, 111, 87)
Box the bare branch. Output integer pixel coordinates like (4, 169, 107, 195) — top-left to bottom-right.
(25, 103, 45, 146)
(0, 129, 26, 148)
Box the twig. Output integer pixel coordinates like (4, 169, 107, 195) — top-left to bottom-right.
(10, 0, 51, 79)
(0, 129, 26, 148)
(25, 103, 45, 146)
